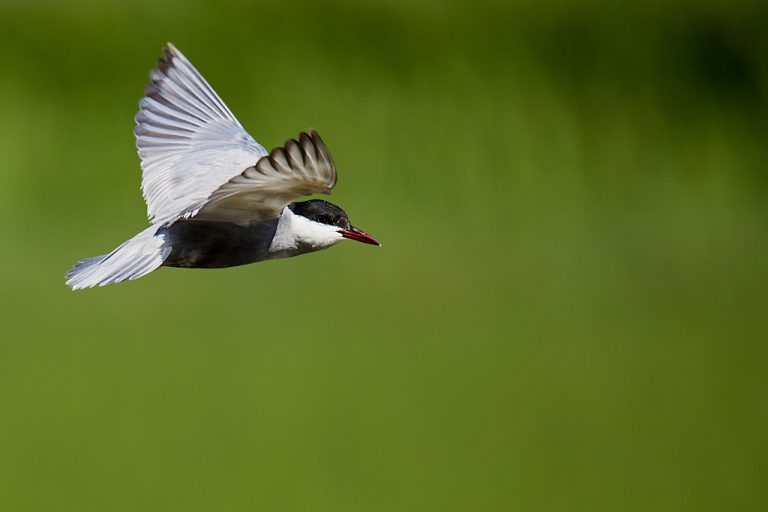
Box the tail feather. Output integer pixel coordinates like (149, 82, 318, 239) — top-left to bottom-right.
(65, 256, 105, 281)
(66, 226, 169, 290)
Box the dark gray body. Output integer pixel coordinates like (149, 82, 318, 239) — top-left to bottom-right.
(159, 219, 280, 268)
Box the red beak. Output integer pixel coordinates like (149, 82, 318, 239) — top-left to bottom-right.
(340, 226, 380, 246)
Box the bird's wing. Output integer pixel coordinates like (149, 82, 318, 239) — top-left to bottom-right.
(135, 43, 268, 225)
(193, 130, 337, 224)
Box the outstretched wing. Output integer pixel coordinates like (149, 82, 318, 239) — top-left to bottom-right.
(194, 129, 337, 224)
(135, 43, 267, 225)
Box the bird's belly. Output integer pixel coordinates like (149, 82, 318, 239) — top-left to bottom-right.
(160, 219, 279, 269)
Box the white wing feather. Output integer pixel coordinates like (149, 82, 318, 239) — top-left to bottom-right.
(136, 44, 337, 226)
(135, 43, 267, 225)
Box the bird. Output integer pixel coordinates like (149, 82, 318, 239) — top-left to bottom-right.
(66, 43, 379, 290)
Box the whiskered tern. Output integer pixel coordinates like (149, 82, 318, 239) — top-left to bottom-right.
(66, 43, 379, 290)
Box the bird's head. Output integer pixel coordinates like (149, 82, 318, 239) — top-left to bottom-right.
(288, 200, 380, 248)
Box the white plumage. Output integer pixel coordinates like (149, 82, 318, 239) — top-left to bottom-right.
(66, 226, 169, 290)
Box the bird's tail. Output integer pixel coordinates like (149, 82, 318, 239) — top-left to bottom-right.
(66, 225, 170, 290)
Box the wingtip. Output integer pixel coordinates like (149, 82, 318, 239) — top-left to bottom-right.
(160, 42, 184, 68)
(307, 129, 324, 149)
(307, 129, 336, 188)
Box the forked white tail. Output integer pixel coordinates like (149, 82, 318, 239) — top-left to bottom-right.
(66, 226, 170, 290)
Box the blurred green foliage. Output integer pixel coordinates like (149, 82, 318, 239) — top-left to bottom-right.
(0, 0, 767, 510)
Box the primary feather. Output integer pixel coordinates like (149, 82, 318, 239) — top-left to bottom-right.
(196, 130, 336, 224)
(135, 43, 267, 225)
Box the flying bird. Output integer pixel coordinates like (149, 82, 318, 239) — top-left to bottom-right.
(66, 43, 379, 290)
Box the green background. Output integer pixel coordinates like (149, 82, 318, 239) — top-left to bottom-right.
(1, 0, 767, 510)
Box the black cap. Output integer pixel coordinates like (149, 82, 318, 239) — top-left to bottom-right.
(288, 200, 351, 229)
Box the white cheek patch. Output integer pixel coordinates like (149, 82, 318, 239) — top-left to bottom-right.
(269, 207, 344, 253)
